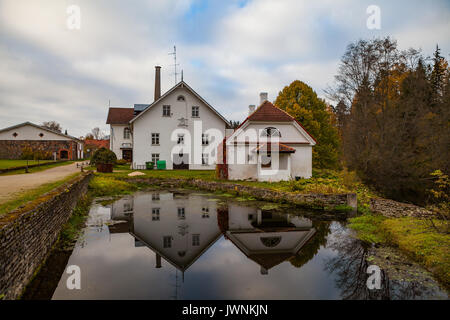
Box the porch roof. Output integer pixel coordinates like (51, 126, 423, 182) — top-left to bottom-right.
(255, 143, 296, 154)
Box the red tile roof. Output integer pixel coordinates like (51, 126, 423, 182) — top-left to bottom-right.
(106, 108, 134, 124)
(255, 143, 296, 153)
(85, 139, 109, 149)
(248, 101, 294, 122)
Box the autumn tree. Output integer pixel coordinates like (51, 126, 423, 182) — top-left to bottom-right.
(275, 80, 340, 169)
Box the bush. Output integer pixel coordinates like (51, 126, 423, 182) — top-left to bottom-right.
(115, 159, 128, 165)
(91, 147, 117, 165)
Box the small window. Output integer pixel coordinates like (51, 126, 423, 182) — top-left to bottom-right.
(39, 133, 44, 138)
(123, 203, 133, 212)
(152, 193, 160, 201)
(192, 106, 199, 117)
(261, 154, 271, 168)
(163, 105, 171, 117)
(261, 127, 281, 138)
(177, 134, 184, 145)
(202, 153, 209, 166)
(202, 207, 209, 218)
(202, 133, 209, 146)
(151, 133, 160, 145)
(152, 153, 159, 165)
(248, 214, 254, 221)
(163, 236, 172, 248)
(12, 132, 18, 137)
(123, 127, 131, 139)
(192, 234, 200, 246)
(178, 207, 185, 220)
(177, 95, 185, 101)
(152, 208, 160, 221)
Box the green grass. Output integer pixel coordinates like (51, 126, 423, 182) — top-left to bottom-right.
(88, 175, 144, 197)
(349, 214, 450, 288)
(0, 161, 73, 176)
(0, 160, 54, 169)
(0, 172, 81, 217)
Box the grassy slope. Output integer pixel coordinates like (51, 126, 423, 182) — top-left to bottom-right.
(349, 214, 449, 289)
(0, 161, 73, 176)
(0, 172, 81, 217)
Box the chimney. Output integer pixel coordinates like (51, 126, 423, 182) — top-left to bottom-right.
(248, 105, 256, 116)
(156, 253, 162, 268)
(154, 66, 161, 102)
(259, 92, 268, 105)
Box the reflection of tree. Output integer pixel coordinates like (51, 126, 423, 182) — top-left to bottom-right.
(289, 221, 331, 268)
(325, 235, 389, 299)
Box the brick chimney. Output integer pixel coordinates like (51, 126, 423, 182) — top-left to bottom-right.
(154, 66, 161, 102)
(259, 92, 268, 105)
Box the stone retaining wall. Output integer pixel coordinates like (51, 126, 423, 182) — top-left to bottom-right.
(370, 198, 434, 218)
(130, 177, 358, 211)
(0, 172, 92, 300)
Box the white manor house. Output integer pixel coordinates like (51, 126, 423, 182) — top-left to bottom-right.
(107, 66, 315, 181)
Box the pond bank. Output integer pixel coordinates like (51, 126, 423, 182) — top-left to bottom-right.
(123, 176, 358, 212)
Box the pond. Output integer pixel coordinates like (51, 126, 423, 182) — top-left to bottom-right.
(25, 190, 448, 300)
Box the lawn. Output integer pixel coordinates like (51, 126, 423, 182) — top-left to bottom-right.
(0, 160, 72, 176)
(0, 160, 54, 169)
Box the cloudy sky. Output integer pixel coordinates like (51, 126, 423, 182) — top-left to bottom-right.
(0, 0, 449, 137)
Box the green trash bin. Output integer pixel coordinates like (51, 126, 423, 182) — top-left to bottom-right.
(145, 161, 154, 170)
(156, 160, 166, 170)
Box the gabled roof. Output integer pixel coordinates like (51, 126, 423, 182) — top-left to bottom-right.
(248, 101, 295, 122)
(227, 101, 317, 145)
(106, 107, 134, 124)
(0, 121, 82, 142)
(84, 139, 109, 149)
(130, 81, 230, 126)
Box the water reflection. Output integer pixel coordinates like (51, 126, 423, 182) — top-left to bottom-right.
(47, 191, 447, 300)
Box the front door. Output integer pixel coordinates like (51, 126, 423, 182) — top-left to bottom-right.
(122, 150, 132, 162)
(172, 153, 189, 170)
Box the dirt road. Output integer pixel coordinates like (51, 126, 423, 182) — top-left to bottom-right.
(0, 162, 84, 204)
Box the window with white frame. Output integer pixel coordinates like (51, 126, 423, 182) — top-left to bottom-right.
(202, 133, 209, 145)
(261, 127, 281, 138)
(177, 207, 185, 220)
(151, 153, 159, 165)
(163, 236, 172, 248)
(123, 127, 131, 139)
(151, 133, 160, 145)
(202, 153, 209, 166)
(202, 207, 209, 218)
(152, 193, 160, 201)
(192, 234, 200, 246)
(177, 134, 184, 145)
(152, 208, 160, 221)
(192, 106, 199, 117)
(163, 105, 171, 117)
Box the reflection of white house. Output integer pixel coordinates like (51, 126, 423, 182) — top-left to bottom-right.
(126, 192, 222, 274)
(222, 94, 316, 182)
(106, 66, 230, 168)
(224, 204, 316, 274)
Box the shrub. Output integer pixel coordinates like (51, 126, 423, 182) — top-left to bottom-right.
(91, 147, 117, 165)
(116, 159, 128, 165)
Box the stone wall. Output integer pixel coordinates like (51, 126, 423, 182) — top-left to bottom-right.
(130, 177, 358, 211)
(0, 140, 79, 160)
(370, 198, 434, 218)
(0, 172, 92, 300)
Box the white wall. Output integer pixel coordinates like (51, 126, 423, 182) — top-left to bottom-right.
(110, 124, 131, 160)
(132, 87, 227, 170)
(0, 124, 71, 141)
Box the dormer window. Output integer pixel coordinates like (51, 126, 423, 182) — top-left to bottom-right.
(123, 127, 131, 139)
(177, 95, 185, 101)
(261, 127, 281, 138)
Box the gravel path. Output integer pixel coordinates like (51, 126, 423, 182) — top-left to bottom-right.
(0, 162, 83, 204)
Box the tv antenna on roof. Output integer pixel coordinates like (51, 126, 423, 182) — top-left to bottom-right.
(168, 45, 180, 85)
